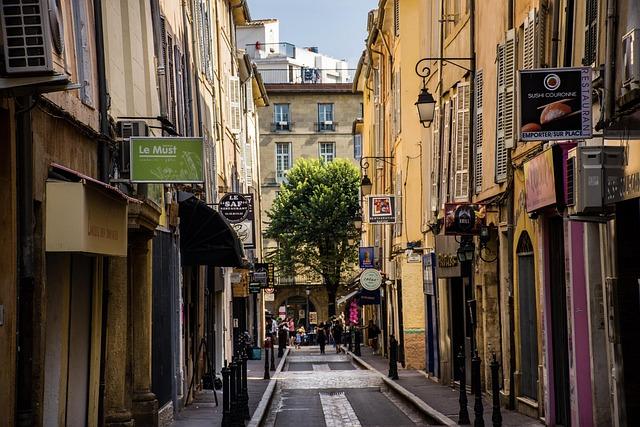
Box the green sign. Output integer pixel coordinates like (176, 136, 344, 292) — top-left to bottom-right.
(130, 137, 204, 183)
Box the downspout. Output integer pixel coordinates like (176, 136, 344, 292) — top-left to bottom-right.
(551, 0, 561, 67)
(93, 0, 110, 425)
(603, 0, 617, 125)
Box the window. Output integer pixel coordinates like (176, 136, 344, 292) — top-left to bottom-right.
(319, 142, 335, 162)
(474, 70, 484, 194)
(197, 0, 215, 81)
(72, 0, 92, 106)
(275, 142, 292, 183)
(274, 104, 290, 130)
(583, 0, 598, 65)
(452, 82, 471, 201)
(354, 134, 362, 159)
(495, 30, 516, 183)
(318, 103, 334, 131)
(228, 75, 241, 134)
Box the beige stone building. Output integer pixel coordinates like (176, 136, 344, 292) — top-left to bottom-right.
(257, 83, 363, 324)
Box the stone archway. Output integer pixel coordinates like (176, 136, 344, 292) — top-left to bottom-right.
(268, 287, 329, 325)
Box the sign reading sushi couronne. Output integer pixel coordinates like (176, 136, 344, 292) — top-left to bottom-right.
(360, 268, 382, 291)
(519, 67, 592, 141)
(130, 137, 204, 183)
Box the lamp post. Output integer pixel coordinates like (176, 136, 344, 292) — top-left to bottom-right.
(305, 287, 311, 334)
(359, 157, 394, 198)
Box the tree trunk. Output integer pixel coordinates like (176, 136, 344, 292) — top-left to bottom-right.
(327, 288, 337, 317)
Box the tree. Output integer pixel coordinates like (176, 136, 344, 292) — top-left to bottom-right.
(265, 158, 360, 316)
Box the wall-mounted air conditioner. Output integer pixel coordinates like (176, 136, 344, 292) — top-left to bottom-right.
(0, 0, 66, 76)
(622, 29, 640, 95)
(567, 146, 625, 215)
(116, 120, 149, 174)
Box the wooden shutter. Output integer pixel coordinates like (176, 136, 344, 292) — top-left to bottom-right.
(523, 10, 536, 70)
(496, 30, 515, 182)
(229, 76, 241, 134)
(583, 0, 598, 65)
(395, 171, 402, 237)
(430, 106, 440, 212)
(440, 100, 452, 206)
(394, 0, 400, 37)
(167, 33, 176, 125)
(454, 82, 471, 201)
(474, 70, 484, 194)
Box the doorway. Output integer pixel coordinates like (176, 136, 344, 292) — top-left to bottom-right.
(449, 277, 471, 385)
(517, 232, 539, 400)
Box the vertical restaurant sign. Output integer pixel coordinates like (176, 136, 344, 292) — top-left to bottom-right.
(219, 193, 256, 249)
(524, 148, 556, 212)
(423, 252, 435, 295)
(359, 247, 375, 268)
(519, 67, 592, 141)
(130, 137, 204, 182)
(367, 195, 396, 224)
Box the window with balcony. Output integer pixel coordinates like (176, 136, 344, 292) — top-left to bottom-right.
(317, 103, 335, 131)
(276, 142, 292, 183)
(319, 142, 336, 162)
(273, 104, 290, 131)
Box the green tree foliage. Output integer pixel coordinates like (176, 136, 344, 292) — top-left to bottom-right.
(265, 158, 360, 315)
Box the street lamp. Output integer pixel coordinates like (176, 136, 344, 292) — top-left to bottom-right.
(457, 238, 475, 263)
(353, 214, 363, 231)
(305, 287, 311, 333)
(360, 174, 373, 196)
(359, 157, 394, 197)
(415, 87, 436, 128)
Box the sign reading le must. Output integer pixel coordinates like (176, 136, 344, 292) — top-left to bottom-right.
(219, 193, 250, 223)
(360, 268, 382, 291)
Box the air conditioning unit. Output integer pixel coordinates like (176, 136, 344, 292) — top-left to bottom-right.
(622, 29, 640, 95)
(0, 0, 66, 75)
(567, 146, 625, 215)
(116, 120, 149, 174)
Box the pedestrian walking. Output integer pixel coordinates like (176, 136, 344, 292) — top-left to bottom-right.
(332, 320, 343, 353)
(367, 319, 381, 355)
(317, 322, 327, 354)
(295, 326, 305, 350)
(288, 317, 295, 347)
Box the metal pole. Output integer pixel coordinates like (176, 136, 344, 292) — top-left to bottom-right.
(263, 340, 270, 380)
(473, 350, 484, 427)
(229, 360, 238, 425)
(491, 353, 502, 427)
(389, 335, 399, 380)
(270, 336, 276, 371)
(221, 362, 231, 427)
(355, 328, 362, 357)
(458, 346, 471, 424)
(242, 352, 250, 420)
(235, 356, 243, 426)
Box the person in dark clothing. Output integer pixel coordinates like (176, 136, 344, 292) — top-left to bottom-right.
(367, 319, 381, 354)
(332, 321, 343, 353)
(317, 322, 327, 354)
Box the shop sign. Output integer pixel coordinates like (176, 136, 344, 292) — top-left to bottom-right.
(407, 252, 422, 263)
(444, 203, 486, 235)
(423, 252, 436, 295)
(359, 247, 375, 268)
(309, 311, 318, 324)
(252, 263, 269, 287)
(524, 148, 556, 212)
(519, 67, 592, 141)
(264, 292, 275, 301)
(360, 268, 382, 291)
(249, 282, 261, 293)
(130, 137, 204, 183)
(45, 181, 128, 257)
(220, 193, 256, 249)
(367, 195, 396, 224)
(357, 289, 381, 306)
(435, 236, 461, 278)
(232, 282, 249, 297)
(267, 263, 275, 285)
(606, 144, 640, 203)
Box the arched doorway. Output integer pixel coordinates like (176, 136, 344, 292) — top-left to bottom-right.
(517, 232, 538, 400)
(284, 296, 316, 329)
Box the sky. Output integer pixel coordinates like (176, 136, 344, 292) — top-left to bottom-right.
(246, 0, 379, 69)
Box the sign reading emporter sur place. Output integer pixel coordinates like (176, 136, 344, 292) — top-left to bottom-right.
(519, 67, 592, 141)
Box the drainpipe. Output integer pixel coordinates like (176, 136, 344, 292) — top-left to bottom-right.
(15, 96, 35, 426)
(603, 0, 617, 125)
(550, 0, 561, 67)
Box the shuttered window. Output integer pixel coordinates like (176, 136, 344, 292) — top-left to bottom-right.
(474, 71, 484, 194)
(394, 0, 400, 37)
(583, 0, 598, 66)
(495, 30, 515, 183)
(440, 100, 452, 206)
(523, 8, 547, 70)
(245, 139, 254, 184)
(229, 76, 241, 134)
(430, 106, 440, 212)
(392, 70, 401, 140)
(453, 82, 471, 201)
(395, 170, 402, 237)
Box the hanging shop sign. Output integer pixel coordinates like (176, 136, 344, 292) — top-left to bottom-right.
(435, 236, 461, 278)
(252, 263, 269, 287)
(264, 292, 275, 302)
(367, 195, 396, 224)
(249, 282, 261, 294)
(359, 247, 375, 268)
(444, 203, 486, 235)
(360, 268, 382, 291)
(220, 193, 256, 249)
(357, 289, 381, 306)
(519, 67, 592, 141)
(309, 311, 318, 324)
(130, 137, 204, 183)
(267, 263, 275, 285)
(524, 148, 557, 212)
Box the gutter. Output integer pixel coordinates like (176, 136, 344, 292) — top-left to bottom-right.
(352, 51, 366, 93)
(252, 64, 269, 107)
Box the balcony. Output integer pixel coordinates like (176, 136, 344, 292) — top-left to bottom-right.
(245, 42, 296, 59)
(271, 121, 294, 132)
(257, 68, 355, 85)
(315, 121, 337, 132)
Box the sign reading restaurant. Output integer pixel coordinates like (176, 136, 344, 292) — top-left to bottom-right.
(130, 137, 204, 183)
(519, 67, 592, 141)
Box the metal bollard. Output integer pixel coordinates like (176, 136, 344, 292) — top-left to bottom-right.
(263, 340, 270, 380)
(241, 352, 250, 420)
(235, 356, 244, 426)
(490, 353, 502, 427)
(354, 328, 361, 357)
(221, 362, 231, 427)
(229, 360, 239, 425)
(388, 336, 399, 380)
(348, 329, 353, 352)
(458, 346, 471, 425)
(270, 337, 276, 371)
(472, 350, 484, 427)
(278, 329, 285, 357)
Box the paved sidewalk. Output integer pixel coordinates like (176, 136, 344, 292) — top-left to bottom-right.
(171, 355, 276, 426)
(352, 345, 542, 426)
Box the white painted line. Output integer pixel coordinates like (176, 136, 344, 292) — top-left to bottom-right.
(312, 364, 330, 371)
(319, 392, 362, 427)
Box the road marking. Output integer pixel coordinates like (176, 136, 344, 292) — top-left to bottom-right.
(319, 392, 361, 427)
(312, 364, 331, 371)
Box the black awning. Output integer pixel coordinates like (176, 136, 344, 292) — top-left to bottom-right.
(178, 192, 245, 267)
